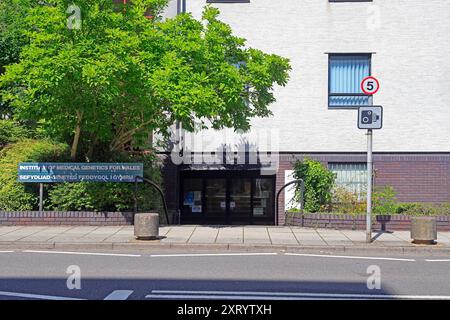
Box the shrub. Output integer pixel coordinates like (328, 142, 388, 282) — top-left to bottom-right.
(0, 139, 69, 210)
(293, 158, 335, 213)
(373, 185, 398, 214)
(396, 202, 450, 216)
(46, 152, 163, 213)
(0, 119, 30, 148)
(44, 182, 95, 211)
(330, 186, 366, 214)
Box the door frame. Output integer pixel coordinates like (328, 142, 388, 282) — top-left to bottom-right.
(179, 170, 276, 225)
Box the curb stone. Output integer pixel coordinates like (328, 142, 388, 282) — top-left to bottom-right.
(1, 241, 450, 255)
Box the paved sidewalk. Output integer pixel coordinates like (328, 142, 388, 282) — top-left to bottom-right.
(0, 225, 449, 253)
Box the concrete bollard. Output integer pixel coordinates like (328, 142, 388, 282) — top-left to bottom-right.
(134, 213, 159, 240)
(411, 216, 437, 245)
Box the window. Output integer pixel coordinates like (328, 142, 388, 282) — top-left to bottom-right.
(328, 54, 372, 108)
(328, 163, 367, 199)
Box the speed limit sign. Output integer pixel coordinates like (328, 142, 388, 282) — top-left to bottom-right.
(361, 76, 380, 95)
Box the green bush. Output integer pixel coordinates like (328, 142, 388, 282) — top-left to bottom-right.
(0, 138, 163, 213)
(44, 182, 95, 211)
(396, 202, 450, 216)
(46, 152, 163, 213)
(0, 139, 69, 210)
(0, 119, 31, 148)
(293, 158, 335, 213)
(330, 186, 366, 215)
(373, 185, 398, 215)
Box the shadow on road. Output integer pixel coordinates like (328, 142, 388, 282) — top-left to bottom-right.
(0, 278, 394, 300)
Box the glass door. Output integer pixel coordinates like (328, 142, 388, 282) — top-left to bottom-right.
(229, 178, 252, 224)
(204, 178, 227, 223)
(252, 178, 274, 224)
(180, 172, 275, 225)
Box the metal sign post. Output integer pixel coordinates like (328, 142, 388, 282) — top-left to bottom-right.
(39, 183, 44, 213)
(366, 129, 373, 243)
(358, 106, 383, 243)
(358, 76, 382, 243)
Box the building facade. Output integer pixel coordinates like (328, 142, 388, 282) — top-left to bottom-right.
(159, 0, 450, 225)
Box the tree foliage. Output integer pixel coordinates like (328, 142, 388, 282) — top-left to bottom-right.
(0, 0, 291, 160)
(0, 119, 32, 147)
(0, 0, 35, 118)
(0, 0, 32, 71)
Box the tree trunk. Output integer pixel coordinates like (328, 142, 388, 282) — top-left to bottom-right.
(70, 110, 83, 160)
(86, 133, 98, 161)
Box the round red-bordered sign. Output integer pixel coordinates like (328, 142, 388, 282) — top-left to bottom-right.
(361, 76, 380, 95)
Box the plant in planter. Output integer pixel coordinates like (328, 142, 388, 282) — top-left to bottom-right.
(373, 185, 398, 215)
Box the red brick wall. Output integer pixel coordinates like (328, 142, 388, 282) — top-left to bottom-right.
(285, 212, 450, 231)
(374, 158, 450, 202)
(276, 153, 450, 225)
(160, 152, 450, 226)
(0, 211, 134, 226)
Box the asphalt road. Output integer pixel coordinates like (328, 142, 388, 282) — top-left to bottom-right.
(0, 249, 450, 300)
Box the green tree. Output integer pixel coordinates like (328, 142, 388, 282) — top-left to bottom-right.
(0, 0, 35, 118)
(1, 0, 291, 160)
(0, 0, 33, 72)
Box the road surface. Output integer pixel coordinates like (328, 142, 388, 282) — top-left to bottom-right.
(0, 249, 450, 300)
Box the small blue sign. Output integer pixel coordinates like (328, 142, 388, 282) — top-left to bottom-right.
(18, 162, 143, 183)
(183, 192, 195, 206)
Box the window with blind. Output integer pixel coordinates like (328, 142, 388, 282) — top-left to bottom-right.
(328, 163, 367, 199)
(328, 54, 372, 108)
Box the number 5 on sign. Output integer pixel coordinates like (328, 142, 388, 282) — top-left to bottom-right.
(361, 76, 380, 95)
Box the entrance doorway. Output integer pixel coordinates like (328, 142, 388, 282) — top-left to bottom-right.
(180, 171, 275, 225)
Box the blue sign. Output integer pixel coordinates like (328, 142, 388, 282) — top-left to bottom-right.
(18, 163, 143, 183)
(183, 192, 195, 206)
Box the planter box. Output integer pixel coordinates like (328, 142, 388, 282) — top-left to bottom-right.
(285, 212, 450, 231)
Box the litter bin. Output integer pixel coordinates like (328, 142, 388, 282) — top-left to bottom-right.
(411, 216, 437, 245)
(134, 213, 159, 240)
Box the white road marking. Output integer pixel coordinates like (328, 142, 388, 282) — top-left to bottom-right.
(0, 290, 84, 300)
(425, 259, 450, 262)
(22, 250, 141, 257)
(147, 290, 450, 300)
(103, 290, 133, 300)
(285, 253, 416, 262)
(149, 253, 278, 258)
(0, 251, 14, 253)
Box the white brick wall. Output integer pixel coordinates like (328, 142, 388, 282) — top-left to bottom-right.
(161, 0, 179, 18)
(172, 0, 450, 153)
